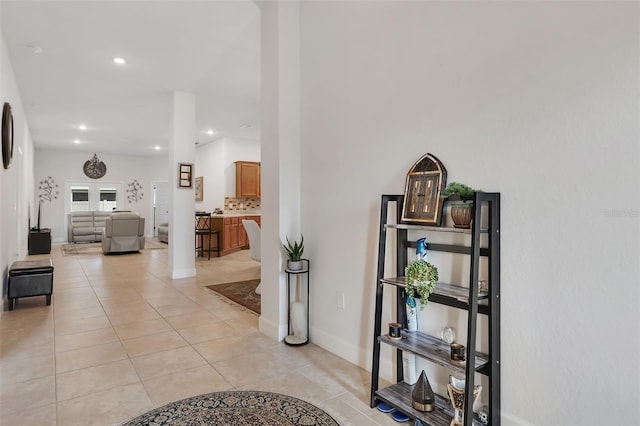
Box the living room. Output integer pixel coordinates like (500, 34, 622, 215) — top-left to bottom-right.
(1, 1, 638, 425)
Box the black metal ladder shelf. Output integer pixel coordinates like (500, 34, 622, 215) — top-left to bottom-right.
(369, 192, 500, 426)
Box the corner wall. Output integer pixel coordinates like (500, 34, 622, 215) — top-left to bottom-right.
(298, 1, 639, 424)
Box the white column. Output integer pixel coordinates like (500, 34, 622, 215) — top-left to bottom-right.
(168, 91, 196, 279)
(260, 1, 302, 340)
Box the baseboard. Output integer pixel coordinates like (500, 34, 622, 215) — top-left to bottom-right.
(501, 411, 534, 426)
(259, 316, 287, 341)
(309, 326, 394, 383)
(170, 268, 196, 279)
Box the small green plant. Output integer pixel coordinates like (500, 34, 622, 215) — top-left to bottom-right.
(283, 235, 304, 261)
(441, 182, 477, 201)
(405, 260, 439, 312)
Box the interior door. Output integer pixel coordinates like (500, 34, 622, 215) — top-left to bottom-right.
(153, 181, 169, 236)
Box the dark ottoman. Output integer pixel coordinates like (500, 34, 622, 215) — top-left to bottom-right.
(8, 259, 54, 310)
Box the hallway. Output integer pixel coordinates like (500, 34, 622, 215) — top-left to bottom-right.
(0, 244, 395, 425)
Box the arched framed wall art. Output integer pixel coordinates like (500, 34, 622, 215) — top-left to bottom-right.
(401, 153, 447, 226)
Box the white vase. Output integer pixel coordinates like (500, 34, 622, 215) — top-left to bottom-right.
(287, 260, 303, 271)
(406, 297, 418, 332)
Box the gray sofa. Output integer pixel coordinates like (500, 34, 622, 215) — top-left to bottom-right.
(158, 223, 168, 243)
(67, 211, 112, 243)
(102, 212, 145, 253)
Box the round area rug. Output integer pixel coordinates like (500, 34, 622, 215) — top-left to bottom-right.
(122, 390, 340, 426)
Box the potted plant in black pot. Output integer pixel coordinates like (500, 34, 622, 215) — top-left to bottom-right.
(283, 235, 304, 271)
(440, 182, 478, 229)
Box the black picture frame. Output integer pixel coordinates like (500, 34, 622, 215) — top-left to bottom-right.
(2, 102, 14, 170)
(401, 153, 447, 226)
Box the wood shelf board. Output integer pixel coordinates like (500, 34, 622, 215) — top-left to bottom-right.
(378, 332, 489, 374)
(374, 382, 482, 426)
(380, 278, 489, 301)
(385, 223, 488, 234)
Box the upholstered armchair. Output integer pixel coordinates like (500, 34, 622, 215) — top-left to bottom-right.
(102, 212, 145, 254)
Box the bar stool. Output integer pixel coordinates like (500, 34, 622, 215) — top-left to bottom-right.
(195, 212, 220, 259)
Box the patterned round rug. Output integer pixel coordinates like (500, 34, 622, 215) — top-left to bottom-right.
(122, 390, 340, 426)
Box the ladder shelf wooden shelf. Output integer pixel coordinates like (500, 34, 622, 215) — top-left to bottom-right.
(370, 192, 500, 426)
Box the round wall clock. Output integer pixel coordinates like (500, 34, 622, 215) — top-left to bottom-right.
(2, 102, 14, 170)
(83, 153, 107, 179)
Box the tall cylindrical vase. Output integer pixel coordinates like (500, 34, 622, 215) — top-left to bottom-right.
(406, 297, 418, 332)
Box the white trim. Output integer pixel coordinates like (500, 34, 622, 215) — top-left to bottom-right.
(170, 268, 197, 279)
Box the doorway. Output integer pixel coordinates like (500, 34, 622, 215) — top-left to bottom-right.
(152, 181, 169, 236)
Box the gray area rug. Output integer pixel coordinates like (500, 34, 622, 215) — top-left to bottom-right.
(121, 390, 340, 425)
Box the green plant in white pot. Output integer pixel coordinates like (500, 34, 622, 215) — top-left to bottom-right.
(283, 235, 304, 271)
(405, 260, 439, 313)
(440, 182, 478, 229)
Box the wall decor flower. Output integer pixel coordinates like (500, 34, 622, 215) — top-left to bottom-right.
(126, 180, 143, 203)
(38, 176, 59, 202)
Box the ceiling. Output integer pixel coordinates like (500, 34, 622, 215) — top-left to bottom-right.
(1, 1, 261, 157)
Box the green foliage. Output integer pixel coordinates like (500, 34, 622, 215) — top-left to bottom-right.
(283, 235, 304, 261)
(404, 260, 439, 312)
(441, 182, 477, 200)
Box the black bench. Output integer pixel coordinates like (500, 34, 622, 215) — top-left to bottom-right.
(8, 259, 54, 310)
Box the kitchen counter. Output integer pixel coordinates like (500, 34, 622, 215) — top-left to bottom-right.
(210, 212, 261, 218)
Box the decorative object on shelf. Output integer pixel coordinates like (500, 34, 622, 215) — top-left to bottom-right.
(405, 296, 418, 331)
(195, 176, 203, 201)
(2, 102, 13, 169)
(402, 352, 417, 385)
(401, 153, 447, 226)
(388, 322, 402, 340)
(404, 260, 438, 312)
(441, 182, 478, 229)
(126, 179, 143, 203)
(178, 163, 193, 188)
(415, 237, 428, 261)
(38, 176, 59, 202)
(290, 273, 306, 341)
(447, 376, 482, 426)
(83, 153, 107, 179)
(450, 343, 466, 362)
(412, 370, 435, 412)
(441, 326, 456, 344)
(283, 235, 304, 271)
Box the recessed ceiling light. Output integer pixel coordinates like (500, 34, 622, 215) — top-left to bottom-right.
(113, 57, 126, 65)
(78, 124, 87, 131)
(154, 146, 161, 151)
(73, 139, 80, 144)
(206, 129, 215, 135)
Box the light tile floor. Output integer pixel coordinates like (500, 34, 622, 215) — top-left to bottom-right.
(0, 243, 397, 426)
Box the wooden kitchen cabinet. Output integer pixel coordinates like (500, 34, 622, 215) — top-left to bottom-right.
(235, 161, 261, 197)
(212, 215, 261, 256)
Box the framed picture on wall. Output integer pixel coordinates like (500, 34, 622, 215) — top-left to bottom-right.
(195, 176, 203, 201)
(178, 163, 193, 188)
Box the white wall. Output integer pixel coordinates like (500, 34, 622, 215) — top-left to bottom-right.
(194, 137, 260, 212)
(298, 1, 639, 425)
(0, 34, 35, 307)
(34, 149, 167, 241)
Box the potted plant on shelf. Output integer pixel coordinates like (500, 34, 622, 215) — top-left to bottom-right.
(440, 182, 478, 229)
(283, 235, 304, 271)
(405, 260, 439, 313)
